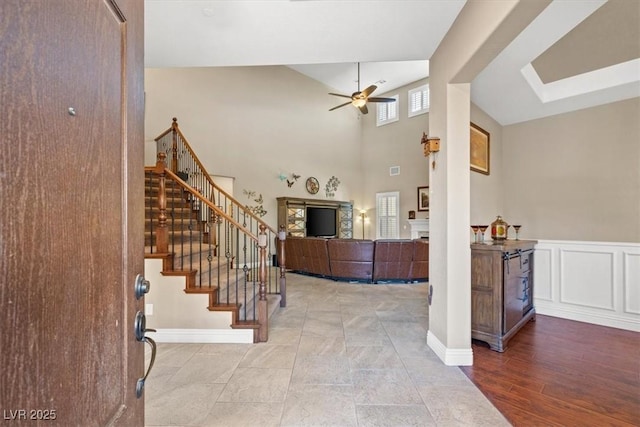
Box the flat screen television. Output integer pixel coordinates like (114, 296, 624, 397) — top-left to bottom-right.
(306, 207, 337, 237)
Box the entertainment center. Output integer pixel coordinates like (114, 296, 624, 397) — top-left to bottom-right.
(276, 197, 353, 238)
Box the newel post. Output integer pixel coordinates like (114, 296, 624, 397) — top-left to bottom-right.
(170, 117, 179, 173)
(278, 225, 287, 307)
(257, 224, 268, 342)
(154, 152, 169, 254)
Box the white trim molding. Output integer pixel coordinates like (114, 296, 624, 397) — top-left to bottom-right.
(148, 328, 254, 344)
(521, 59, 640, 104)
(427, 331, 473, 366)
(534, 240, 640, 332)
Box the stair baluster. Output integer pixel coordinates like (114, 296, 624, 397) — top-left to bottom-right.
(144, 118, 286, 343)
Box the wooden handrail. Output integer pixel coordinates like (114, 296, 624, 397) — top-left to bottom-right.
(163, 168, 258, 243)
(153, 117, 276, 235)
(146, 118, 286, 339)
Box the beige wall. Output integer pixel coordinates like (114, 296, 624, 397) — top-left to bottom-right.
(144, 67, 639, 245)
(502, 97, 640, 242)
(358, 80, 504, 239)
(360, 78, 430, 239)
(145, 66, 363, 229)
(470, 103, 504, 228)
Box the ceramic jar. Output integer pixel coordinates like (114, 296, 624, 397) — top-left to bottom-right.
(491, 215, 508, 241)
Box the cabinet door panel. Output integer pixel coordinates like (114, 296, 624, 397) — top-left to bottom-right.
(473, 290, 498, 333)
(471, 252, 501, 334)
(471, 252, 495, 291)
(504, 258, 524, 333)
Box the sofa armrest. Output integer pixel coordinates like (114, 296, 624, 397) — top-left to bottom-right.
(284, 236, 305, 272)
(410, 239, 429, 281)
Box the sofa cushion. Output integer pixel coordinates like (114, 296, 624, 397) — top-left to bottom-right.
(373, 239, 414, 282)
(301, 237, 331, 276)
(327, 239, 374, 281)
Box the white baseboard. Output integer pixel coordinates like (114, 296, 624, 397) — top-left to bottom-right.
(536, 301, 640, 332)
(427, 330, 473, 366)
(147, 328, 254, 343)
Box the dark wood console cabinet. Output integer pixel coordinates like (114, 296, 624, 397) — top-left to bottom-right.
(471, 240, 536, 352)
(277, 197, 353, 238)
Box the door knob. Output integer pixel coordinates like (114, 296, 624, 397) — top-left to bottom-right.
(134, 310, 157, 398)
(134, 274, 150, 300)
(136, 335, 156, 398)
(134, 310, 156, 342)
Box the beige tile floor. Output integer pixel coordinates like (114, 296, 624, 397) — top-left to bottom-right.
(145, 274, 509, 426)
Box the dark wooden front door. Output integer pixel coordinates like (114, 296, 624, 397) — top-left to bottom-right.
(1, 1, 145, 425)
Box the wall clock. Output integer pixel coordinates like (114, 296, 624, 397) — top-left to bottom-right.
(305, 177, 319, 194)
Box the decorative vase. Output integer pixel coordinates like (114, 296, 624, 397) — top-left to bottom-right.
(491, 215, 508, 241)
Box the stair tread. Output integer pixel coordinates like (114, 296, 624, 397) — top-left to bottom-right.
(145, 169, 281, 325)
(231, 321, 260, 329)
(184, 286, 218, 294)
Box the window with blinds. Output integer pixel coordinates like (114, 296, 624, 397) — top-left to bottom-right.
(408, 84, 429, 117)
(376, 94, 399, 126)
(375, 191, 399, 239)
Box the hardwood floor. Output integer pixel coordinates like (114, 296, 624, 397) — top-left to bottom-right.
(461, 315, 640, 426)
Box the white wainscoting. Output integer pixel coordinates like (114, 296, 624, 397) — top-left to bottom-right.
(534, 240, 640, 332)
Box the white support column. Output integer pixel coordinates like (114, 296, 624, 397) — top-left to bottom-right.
(426, 83, 473, 366)
(425, 0, 550, 365)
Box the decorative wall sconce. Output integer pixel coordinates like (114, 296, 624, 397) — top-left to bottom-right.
(421, 132, 440, 169)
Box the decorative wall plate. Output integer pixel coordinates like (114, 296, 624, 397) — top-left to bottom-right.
(305, 177, 319, 194)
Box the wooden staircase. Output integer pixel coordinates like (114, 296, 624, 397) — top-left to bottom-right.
(144, 157, 284, 343)
(144, 118, 286, 343)
(144, 175, 205, 250)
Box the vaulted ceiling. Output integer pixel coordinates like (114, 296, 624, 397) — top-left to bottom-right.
(145, 0, 640, 125)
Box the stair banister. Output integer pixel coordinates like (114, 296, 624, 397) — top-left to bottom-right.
(278, 225, 287, 307)
(171, 118, 179, 174)
(164, 169, 258, 240)
(156, 117, 277, 235)
(154, 152, 169, 254)
(257, 224, 268, 342)
(146, 117, 287, 342)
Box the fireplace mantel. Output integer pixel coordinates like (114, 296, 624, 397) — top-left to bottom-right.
(407, 219, 429, 239)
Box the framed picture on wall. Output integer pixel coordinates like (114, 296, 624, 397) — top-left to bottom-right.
(417, 186, 429, 211)
(470, 122, 490, 175)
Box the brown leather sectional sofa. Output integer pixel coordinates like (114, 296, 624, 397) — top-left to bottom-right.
(284, 237, 429, 283)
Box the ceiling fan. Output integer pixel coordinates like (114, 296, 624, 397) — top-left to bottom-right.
(328, 62, 396, 115)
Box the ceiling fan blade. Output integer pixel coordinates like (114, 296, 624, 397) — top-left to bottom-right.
(329, 101, 352, 111)
(361, 85, 377, 98)
(367, 97, 396, 103)
(329, 93, 352, 99)
(358, 104, 369, 115)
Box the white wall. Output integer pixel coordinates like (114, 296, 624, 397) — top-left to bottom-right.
(534, 240, 640, 332)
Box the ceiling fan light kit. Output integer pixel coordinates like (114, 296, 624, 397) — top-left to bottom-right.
(352, 98, 366, 108)
(329, 62, 396, 114)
